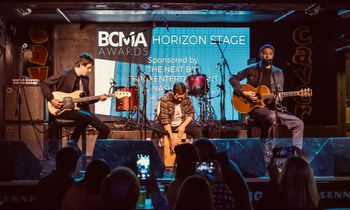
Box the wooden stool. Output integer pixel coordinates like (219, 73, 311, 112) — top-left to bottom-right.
(55, 118, 87, 169)
(162, 133, 191, 167)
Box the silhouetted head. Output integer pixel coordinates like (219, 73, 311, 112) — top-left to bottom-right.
(84, 159, 111, 194)
(55, 147, 80, 175)
(193, 138, 217, 161)
(173, 174, 214, 210)
(280, 155, 320, 210)
(174, 143, 199, 179)
(101, 167, 140, 210)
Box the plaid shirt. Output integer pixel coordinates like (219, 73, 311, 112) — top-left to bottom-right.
(157, 91, 195, 125)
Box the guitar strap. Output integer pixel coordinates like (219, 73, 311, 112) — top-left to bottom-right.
(79, 78, 84, 91)
(257, 64, 263, 93)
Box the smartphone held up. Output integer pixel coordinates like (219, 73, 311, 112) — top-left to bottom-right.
(136, 153, 151, 181)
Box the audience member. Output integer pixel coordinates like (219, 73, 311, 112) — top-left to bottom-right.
(256, 154, 323, 210)
(62, 159, 111, 210)
(101, 167, 140, 210)
(145, 169, 170, 210)
(173, 174, 215, 210)
(167, 143, 199, 208)
(193, 138, 253, 210)
(36, 147, 80, 210)
(207, 160, 235, 210)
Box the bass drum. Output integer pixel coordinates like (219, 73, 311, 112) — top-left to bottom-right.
(186, 74, 208, 97)
(115, 86, 138, 111)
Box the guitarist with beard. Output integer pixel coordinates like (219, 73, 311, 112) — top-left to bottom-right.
(229, 44, 304, 150)
(41, 53, 110, 151)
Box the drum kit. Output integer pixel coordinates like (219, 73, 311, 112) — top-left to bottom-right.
(112, 65, 220, 130)
(186, 67, 219, 128)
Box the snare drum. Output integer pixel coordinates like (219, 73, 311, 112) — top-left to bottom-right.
(186, 74, 208, 96)
(115, 86, 138, 111)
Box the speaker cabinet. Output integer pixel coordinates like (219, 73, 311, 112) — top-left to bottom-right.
(211, 138, 350, 177)
(212, 139, 267, 177)
(4, 85, 48, 122)
(93, 140, 164, 178)
(5, 122, 48, 160)
(0, 141, 43, 181)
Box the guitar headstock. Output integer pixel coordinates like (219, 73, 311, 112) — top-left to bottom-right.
(114, 91, 132, 99)
(297, 88, 312, 97)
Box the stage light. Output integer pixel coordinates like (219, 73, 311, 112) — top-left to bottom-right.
(304, 4, 321, 16)
(16, 8, 32, 17)
(273, 10, 295, 23)
(56, 8, 71, 23)
(337, 10, 350, 19)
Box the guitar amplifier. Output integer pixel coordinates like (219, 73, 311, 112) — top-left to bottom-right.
(4, 85, 48, 122)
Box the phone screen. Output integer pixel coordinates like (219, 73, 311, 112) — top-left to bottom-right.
(273, 147, 295, 171)
(273, 147, 295, 158)
(195, 161, 215, 175)
(136, 153, 150, 180)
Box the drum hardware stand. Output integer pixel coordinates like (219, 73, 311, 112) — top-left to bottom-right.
(110, 78, 138, 130)
(213, 42, 233, 125)
(195, 82, 219, 129)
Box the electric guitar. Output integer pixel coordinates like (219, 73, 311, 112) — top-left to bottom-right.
(48, 90, 131, 116)
(231, 84, 312, 114)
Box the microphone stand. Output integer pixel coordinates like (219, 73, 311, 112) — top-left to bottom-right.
(15, 45, 26, 141)
(140, 71, 151, 140)
(271, 62, 279, 140)
(213, 42, 233, 125)
(120, 20, 167, 127)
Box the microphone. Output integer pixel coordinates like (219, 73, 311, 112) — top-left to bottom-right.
(195, 64, 200, 74)
(211, 40, 223, 44)
(110, 78, 116, 85)
(265, 58, 273, 65)
(163, 17, 169, 32)
(22, 43, 28, 49)
(144, 73, 152, 81)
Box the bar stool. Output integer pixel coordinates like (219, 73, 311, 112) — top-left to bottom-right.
(246, 117, 290, 138)
(55, 118, 87, 169)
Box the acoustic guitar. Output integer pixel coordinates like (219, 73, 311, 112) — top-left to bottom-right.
(48, 90, 131, 116)
(231, 84, 312, 114)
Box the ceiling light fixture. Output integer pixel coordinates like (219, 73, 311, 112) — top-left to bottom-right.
(273, 10, 295, 23)
(337, 10, 350, 19)
(304, 4, 321, 16)
(16, 8, 32, 17)
(56, 8, 70, 23)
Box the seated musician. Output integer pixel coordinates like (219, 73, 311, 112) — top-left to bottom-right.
(153, 82, 202, 153)
(229, 44, 304, 149)
(41, 53, 110, 151)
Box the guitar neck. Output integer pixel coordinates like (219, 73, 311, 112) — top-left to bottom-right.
(261, 91, 301, 99)
(73, 93, 112, 103)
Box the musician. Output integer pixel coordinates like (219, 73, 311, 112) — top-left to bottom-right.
(41, 53, 110, 149)
(154, 82, 202, 152)
(229, 44, 304, 149)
